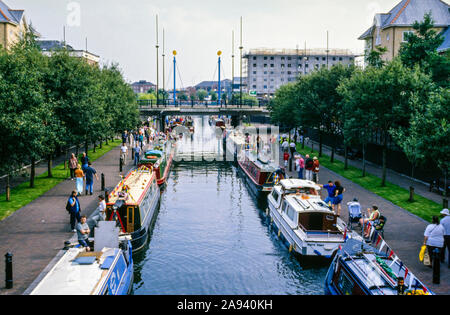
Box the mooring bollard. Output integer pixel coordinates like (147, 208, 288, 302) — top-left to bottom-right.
(101, 173, 105, 191)
(432, 248, 440, 284)
(5, 252, 13, 289)
(409, 186, 415, 202)
(63, 241, 71, 250)
(105, 190, 109, 203)
(119, 157, 123, 173)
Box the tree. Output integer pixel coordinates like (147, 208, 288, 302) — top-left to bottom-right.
(269, 83, 300, 134)
(197, 89, 207, 101)
(338, 59, 433, 186)
(210, 90, 218, 101)
(366, 46, 388, 68)
(399, 12, 449, 87)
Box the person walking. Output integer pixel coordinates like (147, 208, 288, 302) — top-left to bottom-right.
(68, 153, 78, 180)
(305, 155, 314, 181)
(139, 132, 144, 150)
(283, 151, 290, 168)
(74, 164, 84, 196)
(322, 181, 336, 209)
(440, 209, 450, 267)
(120, 143, 128, 165)
(423, 216, 445, 267)
(84, 162, 98, 196)
(67, 190, 81, 232)
(333, 180, 345, 216)
(134, 143, 141, 166)
(296, 155, 305, 179)
(312, 157, 320, 184)
(81, 152, 89, 172)
(122, 130, 128, 144)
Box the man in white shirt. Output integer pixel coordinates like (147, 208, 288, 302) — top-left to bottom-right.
(423, 215, 445, 266)
(120, 143, 128, 164)
(440, 208, 450, 267)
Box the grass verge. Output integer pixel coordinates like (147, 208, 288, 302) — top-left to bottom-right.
(296, 144, 441, 223)
(0, 139, 122, 221)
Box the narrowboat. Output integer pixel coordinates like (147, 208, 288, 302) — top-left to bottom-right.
(324, 238, 434, 295)
(30, 221, 133, 295)
(139, 138, 175, 186)
(268, 179, 361, 259)
(238, 149, 285, 198)
(106, 165, 160, 252)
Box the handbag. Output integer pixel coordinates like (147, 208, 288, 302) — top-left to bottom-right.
(423, 249, 431, 266)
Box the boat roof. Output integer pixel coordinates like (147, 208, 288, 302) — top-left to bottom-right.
(338, 239, 432, 295)
(30, 247, 121, 295)
(279, 179, 321, 191)
(244, 150, 279, 172)
(108, 166, 155, 205)
(284, 194, 332, 213)
(145, 150, 163, 156)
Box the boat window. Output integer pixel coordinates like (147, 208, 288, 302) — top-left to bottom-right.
(337, 271, 354, 295)
(284, 188, 318, 196)
(281, 201, 288, 213)
(286, 206, 296, 223)
(271, 190, 279, 202)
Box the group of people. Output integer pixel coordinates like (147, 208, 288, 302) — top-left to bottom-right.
(295, 154, 320, 184)
(68, 152, 98, 196)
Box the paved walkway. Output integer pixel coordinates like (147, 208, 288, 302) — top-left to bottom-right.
(0, 143, 136, 295)
(304, 139, 447, 205)
(282, 150, 450, 294)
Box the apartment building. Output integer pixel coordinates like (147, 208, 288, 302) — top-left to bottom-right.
(245, 48, 355, 97)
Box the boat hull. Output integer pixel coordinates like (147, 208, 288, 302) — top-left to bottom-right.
(237, 161, 272, 199)
(268, 203, 342, 259)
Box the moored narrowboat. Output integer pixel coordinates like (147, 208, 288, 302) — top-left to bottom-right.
(106, 165, 160, 252)
(29, 221, 133, 295)
(324, 238, 434, 295)
(238, 149, 285, 198)
(268, 179, 361, 259)
(139, 139, 175, 186)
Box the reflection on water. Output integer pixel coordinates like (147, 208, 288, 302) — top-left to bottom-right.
(132, 117, 327, 295)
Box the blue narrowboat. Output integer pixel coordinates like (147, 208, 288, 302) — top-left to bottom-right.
(324, 239, 434, 295)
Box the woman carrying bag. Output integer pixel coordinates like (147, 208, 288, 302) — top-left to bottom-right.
(423, 216, 445, 267)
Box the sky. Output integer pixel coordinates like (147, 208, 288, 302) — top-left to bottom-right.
(11, 0, 407, 87)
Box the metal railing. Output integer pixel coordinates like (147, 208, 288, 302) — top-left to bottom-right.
(137, 99, 269, 108)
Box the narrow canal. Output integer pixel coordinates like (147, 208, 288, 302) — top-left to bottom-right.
(132, 117, 327, 295)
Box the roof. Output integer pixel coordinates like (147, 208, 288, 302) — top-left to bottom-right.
(284, 194, 331, 213)
(108, 167, 155, 205)
(37, 40, 74, 51)
(132, 80, 156, 86)
(0, 1, 24, 24)
(359, 0, 450, 38)
(279, 179, 321, 191)
(438, 26, 450, 52)
(245, 48, 355, 57)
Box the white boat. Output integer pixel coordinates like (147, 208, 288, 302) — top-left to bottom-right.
(29, 221, 133, 295)
(267, 179, 362, 259)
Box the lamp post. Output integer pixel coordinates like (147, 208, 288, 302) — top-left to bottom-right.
(173, 50, 177, 105)
(218, 50, 222, 106)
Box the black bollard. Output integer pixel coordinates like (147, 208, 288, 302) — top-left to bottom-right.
(105, 190, 109, 203)
(119, 157, 123, 173)
(5, 252, 13, 289)
(63, 241, 71, 250)
(101, 173, 105, 191)
(289, 156, 293, 172)
(409, 186, 415, 202)
(432, 248, 440, 284)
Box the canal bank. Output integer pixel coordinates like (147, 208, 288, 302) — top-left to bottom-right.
(279, 149, 450, 294)
(0, 143, 135, 295)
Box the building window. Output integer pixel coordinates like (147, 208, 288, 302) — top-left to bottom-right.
(252, 85, 256, 89)
(281, 64, 285, 68)
(264, 71, 267, 74)
(253, 71, 257, 74)
(322, 57, 326, 61)
(270, 56, 274, 60)
(253, 64, 257, 67)
(271, 64, 274, 67)
(287, 64, 292, 68)
(287, 57, 291, 60)
(386, 34, 390, 41)
(332, 57, 336, 61)
(281, 57, 285, 60)
(402, 31, 414, 42)
(287, 71, 292, 75)
(264, 85, 267, 89)
(339, 57, 343, 61)
(264, 64, 267, 67)
(264, 56, 268, 60)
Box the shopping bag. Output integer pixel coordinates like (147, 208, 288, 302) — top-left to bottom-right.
(419, 245, 426, 262)
(423, 249, 431, 266)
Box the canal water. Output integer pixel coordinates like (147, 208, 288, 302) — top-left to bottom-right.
(132, 117, 327, 295)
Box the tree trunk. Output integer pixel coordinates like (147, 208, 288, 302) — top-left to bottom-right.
(381, 142, 387, 187)
(30, 158, 35, 188)
(47, 154, 53, 178)
(85, 140, 89, 156)
(99, 138, 103, 149)
(105, 137, 109, 145)
(319, 129, 323, 157)
(302, 132, 305, 149)
(344, 146, 348, 170)
(93, 141, 96, 153)
(362, 143, 366, 177)
(6, 174, 10, 201)
(330, 134, 336, 163)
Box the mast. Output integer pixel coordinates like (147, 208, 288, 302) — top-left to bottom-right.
(156, 15, 159, 105)
(239, 17, 243, 107)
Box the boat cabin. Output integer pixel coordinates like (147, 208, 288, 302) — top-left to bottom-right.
(106, 166, 158, 234)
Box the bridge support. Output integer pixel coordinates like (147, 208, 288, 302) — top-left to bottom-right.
(231, 114, 242, 128)
(159, 113, 166, 132)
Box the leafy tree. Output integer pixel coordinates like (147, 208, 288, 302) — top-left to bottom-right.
(197, 89, 207, 101)
(269, 83, 300, 135)
(399, 12, 449, 87)
(210, 90, 218, 101)
(366, 46, 388, 68)
(338, 59, 433, 186)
